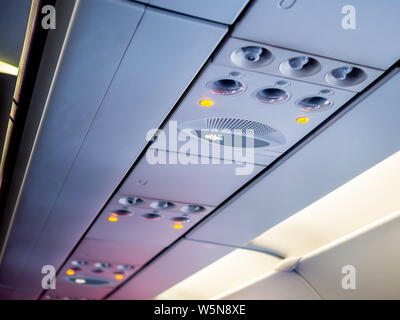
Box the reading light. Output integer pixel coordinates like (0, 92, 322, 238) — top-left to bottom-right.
(297, 96, 332, 112)
(110, 209, 133, 216)
(74, 278, 86, 284)
(66, 269, 75, 276)
(207, 79, 245, 95)
(0, 60, 18, 76)
(199, 99, 214, 107)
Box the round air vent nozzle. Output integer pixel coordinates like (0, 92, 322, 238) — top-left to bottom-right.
(326, 66, 366, 87)
(181, 205, 206, 214)
(279, 56, 321, 77)
(254, 87, 290, 104)
(118, 196, 144, 206)
(150, 201, 175, 210)
(207, 79, 245, 95)
(297, 96, 332, 112)
(231, 46, 273, 68)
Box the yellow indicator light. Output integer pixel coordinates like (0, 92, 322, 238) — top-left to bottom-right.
(66, 269, 75, 276)
(296, 117, 309, 124)
(108, 215, 119, 222)
(173, 224, 183, 230)
(115, 274, 124, 280)
(199, 99, 214, 107)
(0, 60, 18, 76)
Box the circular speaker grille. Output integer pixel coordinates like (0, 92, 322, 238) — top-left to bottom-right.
(326, 66, 366, 87)
(279, 56, 321, 77)
(231, 46, 273, 68)
(207, 79, 245, 95)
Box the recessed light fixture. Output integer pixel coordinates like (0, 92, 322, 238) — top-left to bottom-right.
(207, 79, 245, 95)
(297, 96, 332, 112)
(254, 87, 290, 104)
(326, 66, 366, 87)
(150, 201, 176, 210)
(231, 46, 273, 68)
(279, 56, 321, 77)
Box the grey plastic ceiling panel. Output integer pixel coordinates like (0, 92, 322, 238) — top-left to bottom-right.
(297, 212, 400, 299)
(187, 69, 400, 250)
(233, 0, 400, 70)
(149, 0, 249, 24)
(118, 150, 264, 206)
(221, 271, 320, 300)
(0, 0, 145, 292)
(0, 0, 31, 66)
(0, 3, 227, 295)
(108, 239, 236, 300)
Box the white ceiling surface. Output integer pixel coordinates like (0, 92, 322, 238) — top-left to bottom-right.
(297, 210, 400, 299)
(250, 151, 400, 258)
(0, 0, 227, 296)
(233, 0, 400, 70)
(222, 271, 319, 300)
(187, 69, 400, 251)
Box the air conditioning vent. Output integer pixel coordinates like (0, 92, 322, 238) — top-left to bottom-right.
(179, 117, 285, 148)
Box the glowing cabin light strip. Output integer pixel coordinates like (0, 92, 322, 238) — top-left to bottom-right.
(0, 60, 18, 76)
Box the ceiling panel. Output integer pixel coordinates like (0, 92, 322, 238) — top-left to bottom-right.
(149, 0, 249, 24)
(0, 0, 30, 66)
(118, 150, 264, 206)
(297, 210, 400, 299)
(233, 0, 400, 69)
(221, 271, 320, 300)
(0, 2, 227, 295)
(109, 239, 281, 300)
(187, 69, 400, 250)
